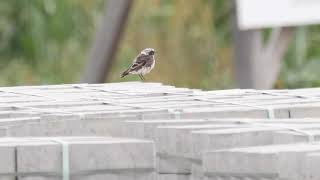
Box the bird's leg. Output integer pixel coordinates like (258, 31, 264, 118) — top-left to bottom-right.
(138, 74, 145, 81)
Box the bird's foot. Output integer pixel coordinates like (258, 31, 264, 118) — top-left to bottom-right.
(138, 74, 145, 81)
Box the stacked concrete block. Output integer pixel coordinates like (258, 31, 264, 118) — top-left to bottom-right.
(303, 152, 320, 180)
(273, 129, 320, 144)
(3, 83, 320, 180)
(191, 125, 320, 159)
(117, 119, 264, 179)
(120, 119, 214, 139)
(189, 126, 320, 180)
(152, 121, 320, 180)
(6, 116, 320, 139)
(0, 137, 156, 180)
(202, 143, 320, 180)
(155, 124, 253, 173)
(2, 83, 320, 122)
(3, 118, 320, 179)
(0, 117, 40, 127)
(120, 120, 230, 180)
(1, 82, 320, 122)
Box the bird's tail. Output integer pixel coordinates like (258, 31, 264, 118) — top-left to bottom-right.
(120, 70, 129, 78)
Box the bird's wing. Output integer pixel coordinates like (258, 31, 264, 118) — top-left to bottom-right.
(129, 54, 148, 71)
(121, 54, 149, 77)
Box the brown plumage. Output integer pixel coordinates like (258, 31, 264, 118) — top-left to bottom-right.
(120, 48, 156, 80)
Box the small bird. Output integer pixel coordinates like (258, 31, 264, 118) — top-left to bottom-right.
(120, 48, 156, 80)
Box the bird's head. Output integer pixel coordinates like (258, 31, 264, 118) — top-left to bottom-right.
(141, 48, 155, 56)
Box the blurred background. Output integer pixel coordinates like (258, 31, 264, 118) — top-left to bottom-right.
(0, 0, 320, 90)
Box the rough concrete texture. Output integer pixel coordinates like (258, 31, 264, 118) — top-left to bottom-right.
(0, 137, 155, 180)
(203, 143, 320, 180)
(1, 83, 320, 179)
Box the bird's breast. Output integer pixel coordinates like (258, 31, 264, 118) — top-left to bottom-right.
(150, 58, 155, 70)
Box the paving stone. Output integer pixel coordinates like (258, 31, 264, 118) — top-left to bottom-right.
(0, 137, 156, 180)
(203, 143, 320, 180)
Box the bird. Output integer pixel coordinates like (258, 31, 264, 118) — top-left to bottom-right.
(120, 48, 156, 80)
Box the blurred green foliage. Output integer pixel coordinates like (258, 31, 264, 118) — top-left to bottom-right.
(0, 0, 104, 85)
(279, 26, 320, 88)
(0, 0, 319, 89)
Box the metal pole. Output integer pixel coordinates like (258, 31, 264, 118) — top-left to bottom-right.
(81, 0, 132, 83)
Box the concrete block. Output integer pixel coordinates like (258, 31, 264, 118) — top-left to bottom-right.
(191, 127, 277, 159)
(273, 130, 320, 144)
(0, 145, 15, 180)
(4, 113, 139, 137)
(158, 174, 190, 180)
(203, 143, 320, 180)
(192, 124, 320, 159)
(190, 163, 203, 180)
(156, 123, 320, 177)
(180, 107, 273, 119)
(155, 124, 251, 173)
(0, 117, 40, 126)
(303, 152, 320, 180)
(0, 128, 7, 137)
(0, 137, 156, 180)
(205, 118, 320, 124)
(0, 111, 40, 119)
(17, 141, 61, 174)
(275, 103, 320, 118)
(120, 119, 212, 139)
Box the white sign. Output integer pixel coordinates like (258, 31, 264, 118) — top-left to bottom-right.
(237, 0, 320, 30)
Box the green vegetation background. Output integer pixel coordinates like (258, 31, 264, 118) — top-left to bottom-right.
(0, 0, 319, 89)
